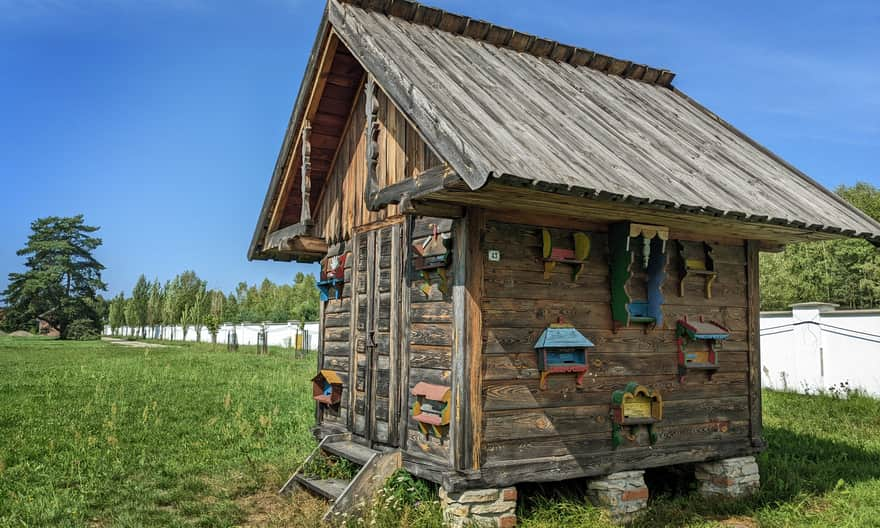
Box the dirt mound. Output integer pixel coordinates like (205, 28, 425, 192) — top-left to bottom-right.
(0, 331, 6, 336)
(9, 330, 34, 337)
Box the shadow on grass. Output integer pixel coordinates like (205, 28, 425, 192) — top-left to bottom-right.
(516, 425, 880, 527)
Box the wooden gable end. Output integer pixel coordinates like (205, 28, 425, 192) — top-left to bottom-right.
(312, 83, 444, 245)
(256, 26, 446, 260)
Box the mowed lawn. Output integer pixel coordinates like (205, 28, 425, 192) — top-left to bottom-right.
(2, 337, 880, 527)
(0, 337, 318, 527)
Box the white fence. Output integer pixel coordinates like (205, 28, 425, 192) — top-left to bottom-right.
(104, 321, 320, 350)
(761, 303, 880, 397)
(103, 304, 879, 395)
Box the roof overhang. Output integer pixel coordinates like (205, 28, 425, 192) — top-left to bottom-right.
(327, 0, 880, 246)
(260, 222, 327, 263)
(249, 0, 880, 263)
(248, 7, 334, 262)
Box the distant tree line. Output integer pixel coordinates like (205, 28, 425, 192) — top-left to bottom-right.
(760, 183, 880, 311)
(107, 271, 319, 342)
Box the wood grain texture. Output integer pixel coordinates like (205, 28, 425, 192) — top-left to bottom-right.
(479, 218, 754, 469)
(465, 208, 484, 470)
(451, 214, 468, 469)
(312, 82, 440, 244)
(433, 183, 850, 246)
(329, 1, 880, 243)
(404, 216, 455, 464)
(746, 240, 765, 449)
(397, 217, 413, 448)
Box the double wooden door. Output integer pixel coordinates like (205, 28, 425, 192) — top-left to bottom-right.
(349, 222, 404, 446)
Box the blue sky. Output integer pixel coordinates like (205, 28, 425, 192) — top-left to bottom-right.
(1, 0, 878, 298)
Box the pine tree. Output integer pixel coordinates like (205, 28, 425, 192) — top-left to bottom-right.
(2, 215, 106, 337)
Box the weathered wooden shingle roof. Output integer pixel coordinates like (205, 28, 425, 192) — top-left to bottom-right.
(329, 0, 880, 243)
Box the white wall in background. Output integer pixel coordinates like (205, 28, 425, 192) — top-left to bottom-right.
(761, 303, 880, 396)
(105, 321, 319, 351)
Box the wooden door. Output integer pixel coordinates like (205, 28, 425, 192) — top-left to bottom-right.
(350, 222, 403, 446)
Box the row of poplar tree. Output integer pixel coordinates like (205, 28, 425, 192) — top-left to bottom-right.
(106, 271, 320, 341)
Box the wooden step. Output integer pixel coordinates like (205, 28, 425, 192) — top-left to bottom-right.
(324, 450, 402, 523)
(294, 475, 350, 501)
(323, 440, 378, 466)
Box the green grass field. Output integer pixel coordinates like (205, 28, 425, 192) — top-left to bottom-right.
(1, 337, 879, 527)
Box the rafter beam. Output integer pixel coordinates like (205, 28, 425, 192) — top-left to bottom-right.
(266, 31, 340, 237)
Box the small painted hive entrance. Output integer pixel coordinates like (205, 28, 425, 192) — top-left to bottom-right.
(608, 222, 670, 332)
(317, 254, 347, 301)
(412, 225, 452, 295)
(312, 370, 343, 406)
(411, 381, 451, 439)
(533, 321, 594, 390)
(676, 317, 730, 382)
(611, 382, 663, 448)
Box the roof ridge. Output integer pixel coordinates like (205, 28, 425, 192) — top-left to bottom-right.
(335, 0, 676, 87)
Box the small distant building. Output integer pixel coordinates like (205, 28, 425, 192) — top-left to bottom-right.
(37, 309, 60, 337)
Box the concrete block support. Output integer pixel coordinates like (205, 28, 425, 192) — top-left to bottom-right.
(695, 456, 761, 498)
(440, 486, 517, 527)
(586, 470, 648, 524)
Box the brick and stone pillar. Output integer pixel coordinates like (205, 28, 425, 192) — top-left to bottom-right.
(695, 456, 760, 498)
(439, 486, 517, 528)
(586, 470, 649, 523)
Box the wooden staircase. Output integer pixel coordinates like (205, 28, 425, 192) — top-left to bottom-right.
(281, 434, 401, 524)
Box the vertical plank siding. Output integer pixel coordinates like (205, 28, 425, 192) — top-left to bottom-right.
(313, 87, 442, 245)
(479, 218, 756, 463)
(314, 86, 448, 451)
(746, 240, 764, 448)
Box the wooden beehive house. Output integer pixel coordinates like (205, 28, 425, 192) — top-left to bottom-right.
(250, 0, 880, 521)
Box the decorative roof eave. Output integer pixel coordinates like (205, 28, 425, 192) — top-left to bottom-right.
(335, 0, 676, 87)
(491, 174, 880, 247)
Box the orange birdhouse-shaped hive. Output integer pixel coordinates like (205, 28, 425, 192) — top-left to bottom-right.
(411, 381, 451, 439)
(312, 370, 343, 406)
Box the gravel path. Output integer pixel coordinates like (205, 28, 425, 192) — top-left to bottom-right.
(101, 337, 167, 348)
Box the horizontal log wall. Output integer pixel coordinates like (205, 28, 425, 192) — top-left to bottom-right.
(314, 87, 442, 245)
(480, 218, 752, 466)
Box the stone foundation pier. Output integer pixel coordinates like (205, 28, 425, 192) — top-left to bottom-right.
(695, 456, 760, 498)
(439, 486, 517, 527)
(586, 470, 649, 523)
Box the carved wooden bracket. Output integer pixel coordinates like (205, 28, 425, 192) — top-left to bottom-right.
(364, 75, 382, 211)
(300, 119, 313, 225)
